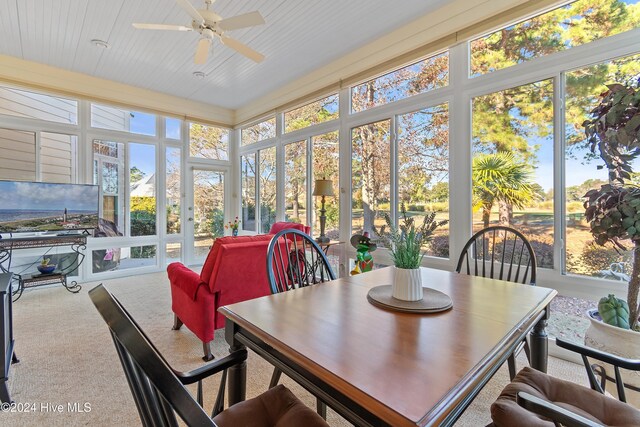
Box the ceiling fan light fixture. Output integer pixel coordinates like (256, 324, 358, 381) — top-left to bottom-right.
(90, 39, 110, 49)
(192, 71, 206, 79)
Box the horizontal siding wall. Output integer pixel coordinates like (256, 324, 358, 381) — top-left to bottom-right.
(0, 86, 77, 124)
(0, 128, 36, 180)
(41, 132, 74, 183)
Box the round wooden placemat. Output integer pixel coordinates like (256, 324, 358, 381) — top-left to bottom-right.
(367, 285, 453, 313)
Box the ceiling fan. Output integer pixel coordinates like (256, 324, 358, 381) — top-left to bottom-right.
(133, 0, 265, 64)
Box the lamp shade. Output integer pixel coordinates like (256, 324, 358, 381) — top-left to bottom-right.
(313, 179, 334, 197)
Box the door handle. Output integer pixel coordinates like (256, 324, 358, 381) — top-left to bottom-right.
(188, 217, 193, 221)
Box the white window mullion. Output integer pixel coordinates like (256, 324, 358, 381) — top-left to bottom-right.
(554, 73, 566, 274)
(448, 42, 472, 269)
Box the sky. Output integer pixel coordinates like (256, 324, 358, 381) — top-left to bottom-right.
(0, 181, 99, 211)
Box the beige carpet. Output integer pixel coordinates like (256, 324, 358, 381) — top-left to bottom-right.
(4, 272, 589, 426)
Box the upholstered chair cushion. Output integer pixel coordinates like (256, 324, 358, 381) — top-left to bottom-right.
(212, 384, 329, 427)
(491, 366, 640, 427)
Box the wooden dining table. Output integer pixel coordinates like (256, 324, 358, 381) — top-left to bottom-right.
(219, 266, 557, 427)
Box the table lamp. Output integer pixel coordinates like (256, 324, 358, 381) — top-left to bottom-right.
(312, 179, 334, 244)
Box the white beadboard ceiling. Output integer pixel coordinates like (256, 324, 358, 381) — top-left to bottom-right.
(0, 0, 453, 110)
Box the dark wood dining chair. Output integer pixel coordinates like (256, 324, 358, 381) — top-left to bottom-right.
(89, 284, 329, 427)
(490, 338, 640, 427)
(266, 228, 336, 418)
(456, 225, 537, 380)
(266, 228, 336, 293)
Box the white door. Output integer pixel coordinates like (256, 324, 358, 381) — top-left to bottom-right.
(186, 167, 227, 265)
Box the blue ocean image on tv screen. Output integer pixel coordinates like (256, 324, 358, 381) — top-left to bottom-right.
(0, 181, 99, 233)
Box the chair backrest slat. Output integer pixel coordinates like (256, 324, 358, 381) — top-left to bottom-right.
(455, 226, 537, 286)
(267, 229, 336, 294)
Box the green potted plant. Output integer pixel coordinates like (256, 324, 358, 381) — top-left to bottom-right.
(582, 79, 640, 400)
(375, 203, 448, 301)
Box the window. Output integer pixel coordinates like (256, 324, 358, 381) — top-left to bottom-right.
(351, 52, 448, 113)
(129, 143, 156, 237)
(285, 141, 307, 223)
(166, 243, 181, 265)
(352, 120, 390, 238)
(91, 104, 156, 136)
(0, 129, 36, 181)
(189, 123, 229, 160)
(470, 0, 640, 77)
(0, 85, 77, 124)
(241, 118, 276, 145)
(166, 147, 181, 234)
(312, 132, 339, 239)
(565, 53, 640, 278)
(92, 245, 156, 274)
(241, 154, 256, 231)
(93, 139, 125, 234)
(165, 117, 181, 140)
(397, 103, 450, 258)
(472, 79, 554, 268)
(259, 147, 277, 233)
(284, 94, 339, 133)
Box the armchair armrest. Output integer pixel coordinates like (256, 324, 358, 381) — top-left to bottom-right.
(174, 349, 247, 385)
(516, 392, 604, 427)
(556, 337, 640, 370)
(174, 349, 248, 417)
(556, 337, 640, 401)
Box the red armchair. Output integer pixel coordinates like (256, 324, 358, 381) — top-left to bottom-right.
(168, 235, 276, 360)
(269, 221, 310, 235)
(167, 222, 308, 361)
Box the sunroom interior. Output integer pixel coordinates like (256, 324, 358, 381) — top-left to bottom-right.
(1, 0, 639, 425)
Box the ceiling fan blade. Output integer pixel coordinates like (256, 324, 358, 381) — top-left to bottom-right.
(194, 37, 211, 64)
(132, 23, 192, 31)
(221, 36, 264, 63)
(176, 0, 204, 25)
(218, 11, 265, 31)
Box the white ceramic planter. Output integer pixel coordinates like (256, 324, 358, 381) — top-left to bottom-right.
(392, 267, 423, 301)
(584, 309, 640, 405)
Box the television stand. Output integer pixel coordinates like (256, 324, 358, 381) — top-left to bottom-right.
(0, 234, 87, 301)
(0, 273, 18, 403)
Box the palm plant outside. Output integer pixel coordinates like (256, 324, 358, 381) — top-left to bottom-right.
(472, 152, 537, 228)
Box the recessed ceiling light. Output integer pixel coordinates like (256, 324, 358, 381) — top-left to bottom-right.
(193, 71, 206, 79)
(90, 39, 110, 49)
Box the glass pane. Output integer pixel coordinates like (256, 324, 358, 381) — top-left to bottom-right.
(241, 118, 276, 145)
(92, 245, 156, 274)
(397, 103, 450, 258)
(129, 143, 156, 237)
(166, 146, 181, 234)
(312, 132, 340, 239)
(165, 117, 181, 140)
(0, 129, 36, 181)
(565, 54, 640, 278)
(41, 133, 77, 184)
(472, 79, 554, 268)
(284, 95, 339, 133)
(470, 0, 640, 77)
(0, 85, 77, 124)
(259, 147, 277, 233)
(285, 141, 307, 223)
(189, 123, 229, 160)
(193, 170, 224, 258)
(91, 104, 156, 136)
(351, 52, 448, 113)
(241, 154, 256, 231)
(352, 121, 390, 238)
(166, 242, 182, 265)
(93, 140, 125, 234)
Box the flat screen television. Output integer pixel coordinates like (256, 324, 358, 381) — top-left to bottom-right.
(0, 180, 100, 234)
